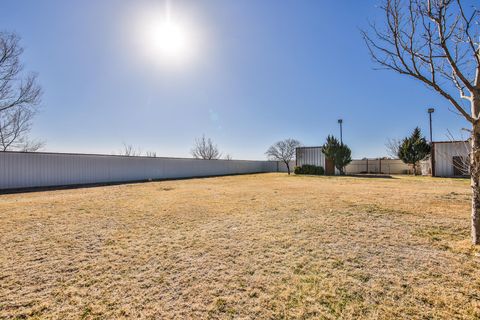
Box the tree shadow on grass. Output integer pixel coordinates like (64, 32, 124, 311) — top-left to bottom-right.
(345, 174, 396, 179)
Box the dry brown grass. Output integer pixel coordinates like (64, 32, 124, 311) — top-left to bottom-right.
(1, 173, 479, 319)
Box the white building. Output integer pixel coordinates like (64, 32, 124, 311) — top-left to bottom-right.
(424, 141, 471, 177)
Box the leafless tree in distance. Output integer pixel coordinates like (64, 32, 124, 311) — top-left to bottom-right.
(120, 143, 142, 156)
(20, 138, 45, 152)
(191, 135, 221, 160)
(0, 32, 43, 151)
(224, 154, 233, 160)
(385, 138, 402, 158)
(266, 138, 301, 175)
(363, 0, 480, 244)
(145, 151, 157, 157)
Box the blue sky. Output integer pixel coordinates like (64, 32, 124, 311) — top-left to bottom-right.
(1, 0, 470, 159)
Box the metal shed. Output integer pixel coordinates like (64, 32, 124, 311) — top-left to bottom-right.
(430, 141, 470, 177)
(296, 147, 325, 168)
(295, 147, 337, 175)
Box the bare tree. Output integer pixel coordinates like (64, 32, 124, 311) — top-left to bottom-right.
(191, 135, 221, 160)
(224, 154, 233, 160)
(386, 138, 402, 158)
(0, 32, 42, 151)
(20, 138, 45, 152)
(363, 0, 480, 244)
(266, 138, 301, 175)
(145, 151, 157, 157)
(120, 143, 142, 156)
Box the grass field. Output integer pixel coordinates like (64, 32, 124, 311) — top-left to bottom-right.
(1, 173, 479, 319)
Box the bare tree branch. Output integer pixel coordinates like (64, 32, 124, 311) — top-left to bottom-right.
(0, 32, 41, 113)
(0, 31, 43, 151)
(362, 0, 479, 123)
(191, 135, 221, 160)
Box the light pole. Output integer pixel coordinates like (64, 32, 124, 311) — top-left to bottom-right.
(428, 108, 435, 143)
(338, 119, 343, 144)
(428, 108, 435, 176)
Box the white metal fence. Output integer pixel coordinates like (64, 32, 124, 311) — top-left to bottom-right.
(0, 152, 280, 190)
(345, 159, 410, 174)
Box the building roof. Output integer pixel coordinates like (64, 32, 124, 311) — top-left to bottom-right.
(432, 140, 469, 144)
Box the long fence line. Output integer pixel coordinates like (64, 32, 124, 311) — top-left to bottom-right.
(0, 152, 413, 191)
(0, 151, 287, 190)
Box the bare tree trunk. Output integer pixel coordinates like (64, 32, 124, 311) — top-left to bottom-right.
(410, 164, 417, 176)
(285, 161, 290, 175)
(471, 99, 480, 244)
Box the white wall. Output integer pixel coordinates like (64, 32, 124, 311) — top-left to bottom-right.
(434, 141, 470, 177)
(0, 152, 279, 190)
(345, 159, 410, 174)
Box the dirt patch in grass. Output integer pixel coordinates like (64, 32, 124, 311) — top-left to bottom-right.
(0, 173, 479, 319)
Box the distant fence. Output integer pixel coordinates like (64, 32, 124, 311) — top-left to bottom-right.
(345, 159, 410, 175)
(0, 151, 280, 190)
(277, 160, 296, 173)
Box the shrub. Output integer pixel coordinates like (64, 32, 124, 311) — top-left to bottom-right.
(294, 165, 325, 175)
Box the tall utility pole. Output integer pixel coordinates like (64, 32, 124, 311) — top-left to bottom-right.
(338, 119, 343, 144)
(428, 108, 435, 177)
(428, 108, 435, 143)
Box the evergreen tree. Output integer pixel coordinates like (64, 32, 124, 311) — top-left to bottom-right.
(322, 135, 340, 161)
(398, 127, 431, 175)
(322, 135, 352, 175)
(334, 144, 352, 175)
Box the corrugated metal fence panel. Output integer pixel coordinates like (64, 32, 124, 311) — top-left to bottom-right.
(0, 152, 279, 190)
(434, 142, 471, 177)
(277, 161, 296, 173)
(296, 148, 325, 168)
(345, 159, 410, 174)
(378, 160, 410, 174)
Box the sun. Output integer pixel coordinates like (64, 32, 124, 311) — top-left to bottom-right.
(131, 2, 201, 68)
(147, 19, 189, 60)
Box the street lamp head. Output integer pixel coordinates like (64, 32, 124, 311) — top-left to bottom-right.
(338, 119, 343, 124)
(428, 108, 435, 113)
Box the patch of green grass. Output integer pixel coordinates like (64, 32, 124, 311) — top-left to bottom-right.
(210, 298, 236, 317)
(415, 225, 466, 243)
(81, 306, 92, 320)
